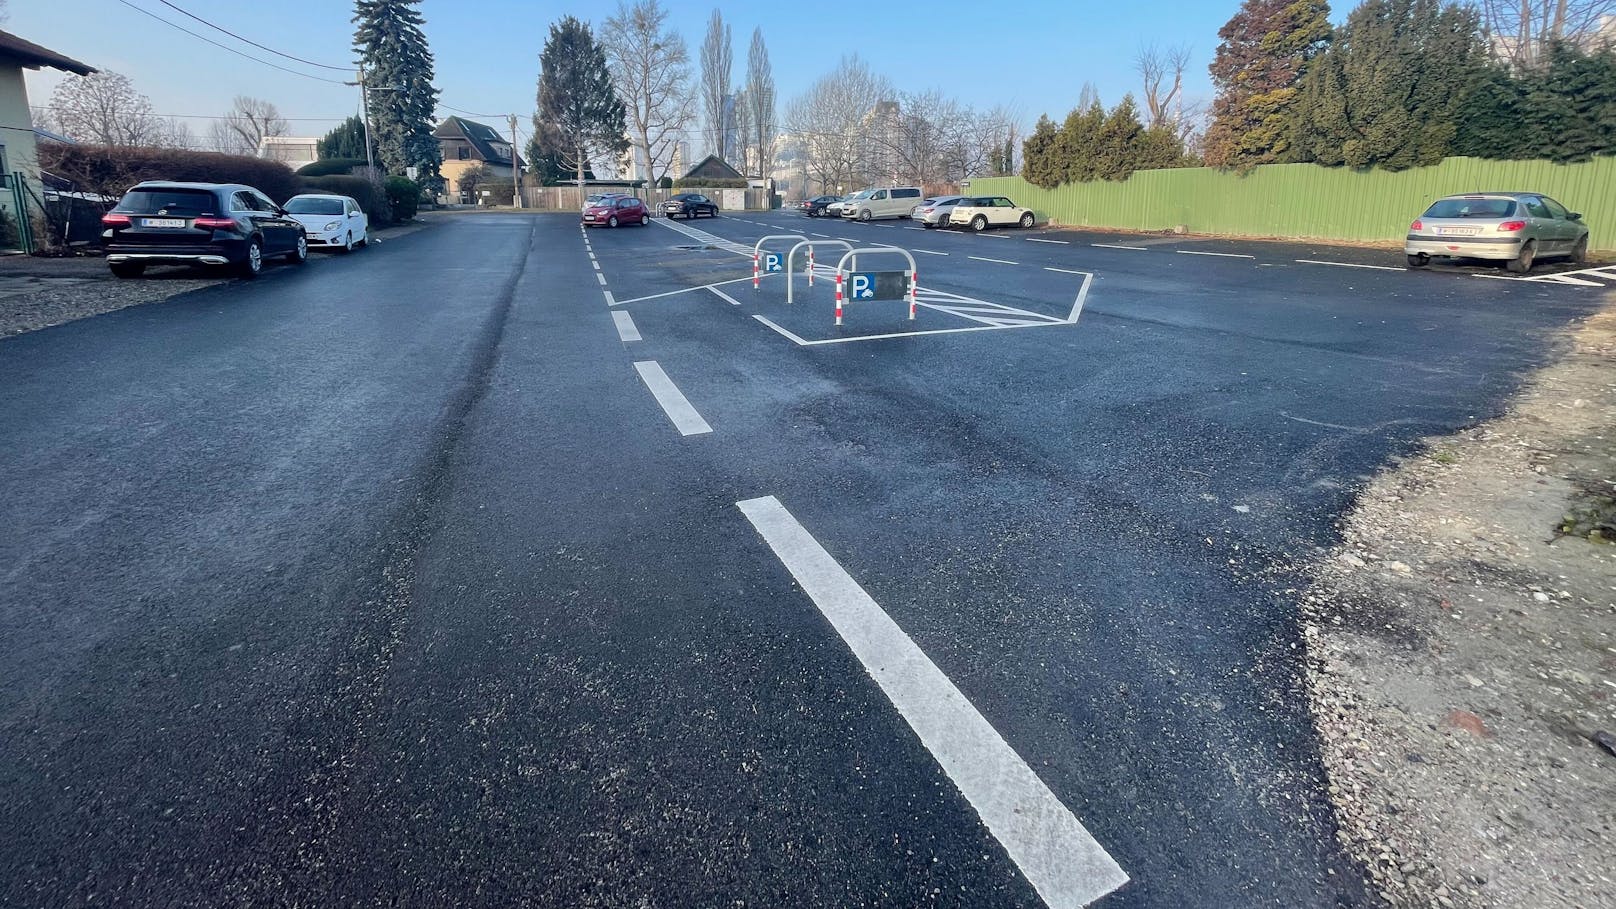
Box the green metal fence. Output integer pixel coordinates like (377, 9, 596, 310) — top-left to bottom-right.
(967, 156, 1616, 253)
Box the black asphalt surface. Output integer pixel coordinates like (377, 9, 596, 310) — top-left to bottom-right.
(1, 211, 1603, 908)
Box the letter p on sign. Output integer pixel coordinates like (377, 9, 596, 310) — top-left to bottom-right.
(764, 252, 783, 272)
(851, 273, 874, 299)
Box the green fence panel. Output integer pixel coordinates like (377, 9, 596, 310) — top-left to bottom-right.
(968, 156, 1616, 252)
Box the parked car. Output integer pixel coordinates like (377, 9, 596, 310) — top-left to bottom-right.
(101, 181, 307, 278)
(801, 195, 843, 217)
(661, 193, 719, 219)
(841, 186, 924, 221)
(947, 196, 1037, 232)
(283, 193, 369, 253)
(1405, 192, 1589, 273)
(584, 195, 648, 227)
(826, 192, 865, 218)
(913, 196, 965, 228)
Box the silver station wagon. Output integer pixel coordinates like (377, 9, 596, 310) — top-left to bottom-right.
(1405, 192, 1590, 273)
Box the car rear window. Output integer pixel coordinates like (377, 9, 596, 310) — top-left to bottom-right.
(1424, 198, 1516, 218)
(285, 197, 344, 215)
(115, 189, 218, 216)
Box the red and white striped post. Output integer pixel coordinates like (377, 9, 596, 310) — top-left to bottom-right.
(807, 247, 815, 287)
(752, 252, 760, 290)
(834, 272, 844, 326)
(908, 269, 917, 320)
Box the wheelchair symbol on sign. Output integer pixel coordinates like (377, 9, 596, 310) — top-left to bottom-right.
(763, 252, 783, 272)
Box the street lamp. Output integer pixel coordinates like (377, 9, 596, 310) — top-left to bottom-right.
(345, 68, 403, 176)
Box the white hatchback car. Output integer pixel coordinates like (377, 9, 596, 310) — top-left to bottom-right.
(283, 194, 369, 252)
(948, 196, 1036, 232)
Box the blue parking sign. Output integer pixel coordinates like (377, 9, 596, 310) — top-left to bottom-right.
(847, 271, 907, 300)
(763, 252, 783, 272)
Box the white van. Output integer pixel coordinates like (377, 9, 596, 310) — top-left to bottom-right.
(841, 186, 924, 221)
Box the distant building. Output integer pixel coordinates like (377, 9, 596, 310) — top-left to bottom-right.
(680, 154, 744, 183)
(0, 29, 96, 253)
(257, 136, 319, 169)
(434, 116, 524, 204)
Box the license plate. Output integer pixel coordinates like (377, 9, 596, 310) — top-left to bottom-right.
(1435, 227, 1479, 236)
(583, 215, 594, 221)
(143, 218, 186, 228)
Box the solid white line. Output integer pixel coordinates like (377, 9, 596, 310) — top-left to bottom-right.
(1295, 259, 1404, 272)
(1091, 243, 1146, 251)
(596, 272, 608, 285)
(736, 496, 1129, 908)
(904, 226, 926, 231)
(612, 311, 641, 342)
(1068, 271, 1094, 323)
(750, 314, 813, 345)
(1177, 250, 1256, 259)
(633, 361, 712, 435)
(969, 256, 1019, 265)
(1026, 238, 1069, 244)
(811, 232, 830, 238)
(913, 249, 949, 256)
(1045, 267, 1088, 275)
(709, 285, 743, 306)
(603, 290, 616, 305)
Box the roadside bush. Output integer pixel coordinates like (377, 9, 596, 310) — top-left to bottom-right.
(40, 144, 302, 202)
(477, 179, 514, 205)
(299, 175, 392, 225)
(657, 175, 673, 189)
(672, 177, 749, 189)
(383, 175, 420, 221)
(296, 157, 369, 177)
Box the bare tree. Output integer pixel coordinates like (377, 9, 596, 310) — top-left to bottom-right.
(207, 96, 289, 156)
(746, 28, 775, 181)
(1136, 44, 1193, 130)
(783, 55, 892, 193)
(733, 87, 753, 174)
(1477, 0, 1616, 66)
(604, 0, 693, 184)
(48, 71, 179, 147)
(699, 9, 732, 163)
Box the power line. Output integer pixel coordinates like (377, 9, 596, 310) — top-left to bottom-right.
(156, 113, 352, 122)
(154, 0, 351, 71)
(112, 0, 350, 85)
(438, 104, 509, 119)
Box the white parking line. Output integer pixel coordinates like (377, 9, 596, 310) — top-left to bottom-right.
(737, 495, 1129, 909)
(904, 226, 926, 231)
(1027, 238, 1069, 244)
(596, 272, 608, 285)
(603, 290, 615, 305)
(1045, 267, 1087, 275)
(708, 285, 743, 306)
(913, 249, 949, 256)
(592, 260, 601, 270)
(1177, 250, 1256, 259)
(811, 232, 831, 238)
(1091, 243, 1147, 251)
(612, 311, 641, 342)
(633, 361, 712, 435)
(1294, 259, 1405, 272)
(969, 256, 1019, 265)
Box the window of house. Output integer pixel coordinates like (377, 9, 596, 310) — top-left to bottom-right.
(458, 146, 470, 160)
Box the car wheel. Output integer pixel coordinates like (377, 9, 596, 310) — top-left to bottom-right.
(358, 229, 369, 247)
(1019, 212, 1035, 229)
(1570, 235, 1588, 265)
(859, 209, 871, 222)
(1506, 240, 1536, 274)
(342, 231, 355, 253)
(608, 215, 619, 228)
(971, 215, 988, 232)
(1405, 253, 1429, 268)
(240, 238, 264, 278)
(109, 263, 145, 279)
(288, 234, 308, 264)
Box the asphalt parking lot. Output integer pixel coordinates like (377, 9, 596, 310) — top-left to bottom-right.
(1, 210, 1604, 907)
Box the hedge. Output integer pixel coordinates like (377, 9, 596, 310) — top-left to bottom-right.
(40, 144, 303, 203)
(383, 175, 419, 221)
(672, 176, 749, 189)
(298, 175, 392, 225)
(296, 157, 369, 177)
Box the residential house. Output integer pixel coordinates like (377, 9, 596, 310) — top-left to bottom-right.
(435, 116, 523, 204)
(257, 135, 320, 169)
(0, 29, 95, 252)
(679, 153, 744, 184)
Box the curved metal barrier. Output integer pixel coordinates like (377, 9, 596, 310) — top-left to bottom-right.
(833, 247, 918, 325)
(751, 234, 807, 290)
(785, 239, 855, 304)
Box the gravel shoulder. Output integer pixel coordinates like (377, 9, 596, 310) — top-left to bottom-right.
(1303, 298, 1616, 908)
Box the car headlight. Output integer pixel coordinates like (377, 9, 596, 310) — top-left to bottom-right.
(323, 221, 341, 231)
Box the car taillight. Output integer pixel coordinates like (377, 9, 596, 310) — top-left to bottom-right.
(1498, 220, 1526, 232)
(101, 213, 131, 228)
(193, 217, 236, 230)
(1410, 219, 1422, 231)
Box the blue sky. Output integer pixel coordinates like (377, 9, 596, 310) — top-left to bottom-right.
(12, 0, 1240, 144)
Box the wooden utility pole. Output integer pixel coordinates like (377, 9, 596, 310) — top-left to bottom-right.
(509, 114, 522, 209)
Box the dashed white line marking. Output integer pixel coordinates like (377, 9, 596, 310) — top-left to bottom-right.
(979, 232, 1012, 239)
(1026, 238, 1070, 244)
(1091, 243, 1146, 251)
(1045, 266, 1087, 275)
(904, 226, 926, 231)
(736, 495, 1129, 909)
(811, 232, 831, 238)
(612, 311, 641, 342)
(596, 272, 608, 285)
(969, 256, 1019, 265)
(633, 361, 712, 436)
(750, 315, 813, 345)
(708, 285, 743, 306)
(1176, 250, 1256, 259)
(1294, 259, 1405, 272)
(592, 260, 601, 270)
(913, 249, 949, 256)
(603, 290, 615, 305)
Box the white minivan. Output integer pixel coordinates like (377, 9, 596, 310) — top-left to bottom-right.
(841, 186, 924, 221)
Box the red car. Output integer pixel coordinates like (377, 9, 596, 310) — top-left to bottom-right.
(582, 196, 647, 227)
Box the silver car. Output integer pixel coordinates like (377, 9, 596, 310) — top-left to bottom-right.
(1405, 192, 1589, 273)
(912, 196, 965, 228)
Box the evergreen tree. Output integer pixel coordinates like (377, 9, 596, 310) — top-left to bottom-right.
(1022, 115, 1062, 188)
(1291, 0, 1483, 170)
(535, 16, 628, 187)
(1053, 101, 1106, 183)
(1094, 96, 1146, 180)
(317, 115, 368, 160)
(1202, 0, 1332, 168)
(352, 0, 442, 187)
(1456, 44, 1616, 161)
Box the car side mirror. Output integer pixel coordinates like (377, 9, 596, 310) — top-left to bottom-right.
(1569, 212, 1582, 221)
